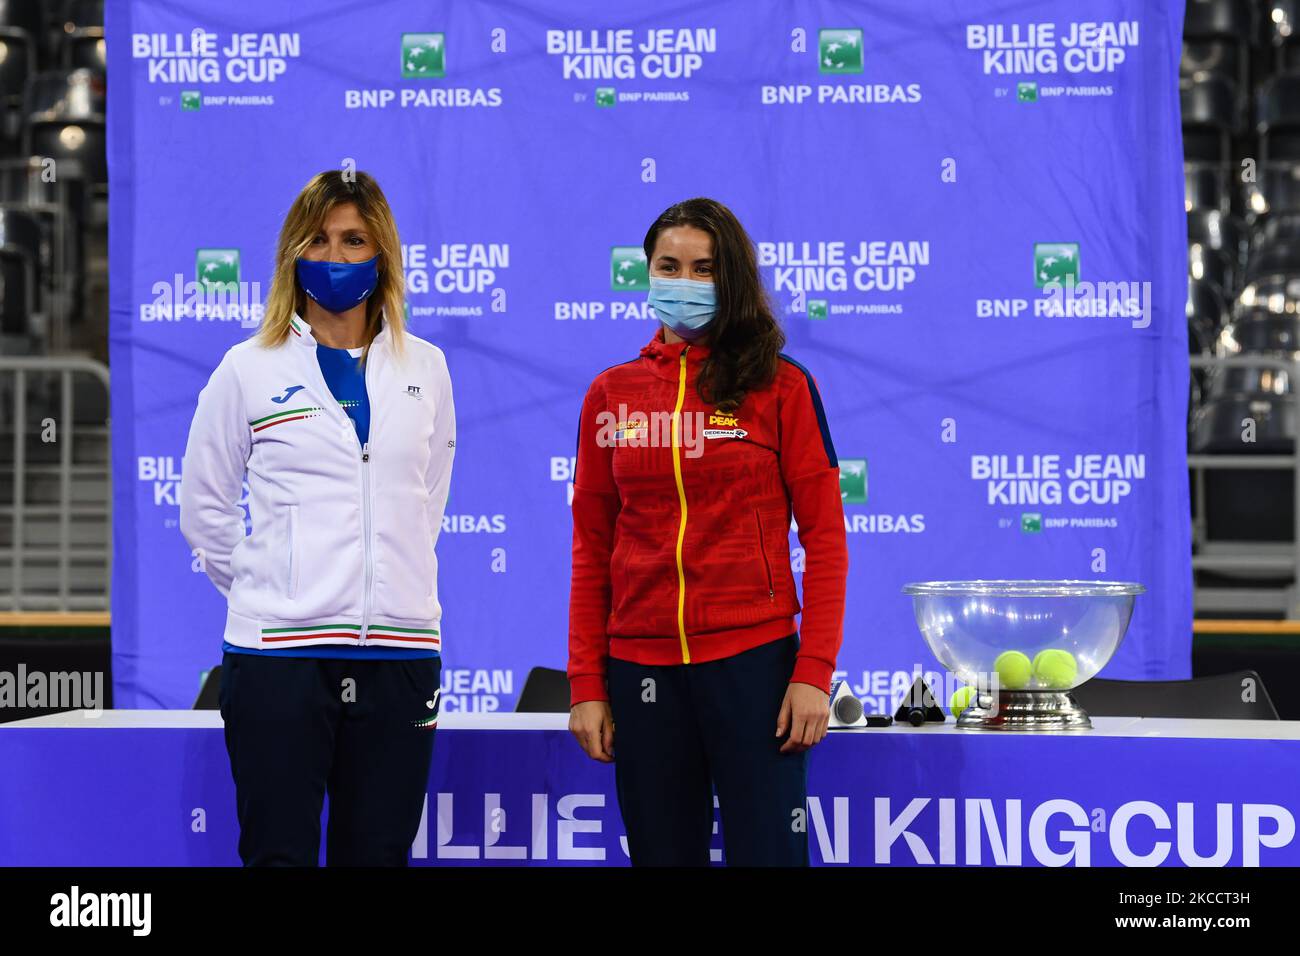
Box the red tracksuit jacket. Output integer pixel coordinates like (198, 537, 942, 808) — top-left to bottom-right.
(567, 325, 849, 706)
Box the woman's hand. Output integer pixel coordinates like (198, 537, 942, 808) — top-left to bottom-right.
(776, 682, 830, 753)
(569, 700, 615, 762)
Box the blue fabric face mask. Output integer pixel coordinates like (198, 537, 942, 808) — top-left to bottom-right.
(647, 276, 717, 340)
(296, 255, 380, 313)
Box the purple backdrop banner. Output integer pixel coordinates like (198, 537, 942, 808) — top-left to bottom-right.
(107, 0, 1191, 708)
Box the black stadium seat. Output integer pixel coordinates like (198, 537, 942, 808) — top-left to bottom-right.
(1236, 273, 1300, 317)
(1257, 72, 1300, 161)
(21, 69, 105, 191)
(1182, 0, 1253, 111)
(1188, 275, 1231, 337)
(61, 0, 104, 72)
(0, 250, 33, 335)
(1244, 161, 1300, 221)
(1185, 160, 1231, 213)
(1262, 0, 1300, 74)
(1191, 392, 1296, 542)
(1182, 74, 1239, 162)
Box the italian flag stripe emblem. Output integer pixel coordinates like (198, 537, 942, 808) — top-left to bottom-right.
(250, 406, 323, 431)
(261, 623, 440, 645)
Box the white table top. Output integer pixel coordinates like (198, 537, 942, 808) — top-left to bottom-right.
(4, 710, 1300, 740)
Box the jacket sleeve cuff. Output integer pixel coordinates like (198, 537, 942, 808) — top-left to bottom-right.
(569, 674, 609, 707)
(790, 656, 834, 695)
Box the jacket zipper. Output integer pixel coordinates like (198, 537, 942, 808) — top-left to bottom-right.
(300, 328, 378, 647)
(359, 439, 373, 644)
(671, 347, 690, 663)
(755, 508, 774, 602)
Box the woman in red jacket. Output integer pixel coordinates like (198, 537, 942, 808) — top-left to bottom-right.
(567, 197, 849, 866)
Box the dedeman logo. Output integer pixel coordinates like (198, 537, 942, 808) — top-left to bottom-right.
(1034, 242, 1079, 288)
(839, 459, 867, 503)
(819, 29, 863, 74)
(610, 246, 649, 291)
(196, 249, 240, 291)
(402, 33, 446, 78)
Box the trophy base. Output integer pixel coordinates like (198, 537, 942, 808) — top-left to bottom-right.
(957, 690, 1092, 732)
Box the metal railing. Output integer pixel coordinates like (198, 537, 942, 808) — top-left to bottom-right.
(0, 356, 111, 611)
(1187, 353, 1300, 617)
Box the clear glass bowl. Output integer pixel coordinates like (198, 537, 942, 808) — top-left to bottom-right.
(901, 580, 1145, 692)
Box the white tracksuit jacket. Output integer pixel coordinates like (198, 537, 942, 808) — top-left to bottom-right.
(178, 313, 455, 652)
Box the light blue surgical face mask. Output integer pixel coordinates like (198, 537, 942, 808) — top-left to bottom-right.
(647, 276, 717, 340)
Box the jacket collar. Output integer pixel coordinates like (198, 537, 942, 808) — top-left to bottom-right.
(639, 324, 711, 383)
(288, 311, 390, 350)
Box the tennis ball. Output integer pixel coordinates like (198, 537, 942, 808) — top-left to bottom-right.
(1032, 648, 1078, 689)
(950, 685, 977, 718)
(993, 650, 1032, 690)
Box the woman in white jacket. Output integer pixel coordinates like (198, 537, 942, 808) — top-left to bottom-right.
(179, 170, 456, 866)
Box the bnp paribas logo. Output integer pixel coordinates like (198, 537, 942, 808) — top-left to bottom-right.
(180, 90, 201, 111)
(1017, 82, 1038, 103)
(807, 299, 828, 320)
(402, 33, 445, 78)
(1021, 512, 1043, 534)
(196, 248, 240, 291)
(819, 29, 863, 74)
(610, 246, 649, 291)
(1034, 242, 1079, 288)
(839, 459, 867, 504)
(595, 87, 616, 107)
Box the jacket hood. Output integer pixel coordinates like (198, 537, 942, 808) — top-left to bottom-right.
(639, 324, 712, 383)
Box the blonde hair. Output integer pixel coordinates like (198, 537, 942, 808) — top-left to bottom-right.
(255, 170, 407, 364)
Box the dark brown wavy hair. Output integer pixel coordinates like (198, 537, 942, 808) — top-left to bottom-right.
(642, 197, 785, 412)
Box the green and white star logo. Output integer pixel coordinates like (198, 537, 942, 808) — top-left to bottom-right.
(819, 29, 863, 74)
(1017, 82, 1038, 103)
(1021, 512, 1042, 534)
(180, 91, 201, 111)
(595, 87, 616, 107)
(196, 249, 240, 291)
(402, 33, 445, 78)
(807, 299, 828, 320)
(1034, 242, 1079, 288)
(839, 459, 867, 504)
(610, 246, 649, 292)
